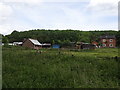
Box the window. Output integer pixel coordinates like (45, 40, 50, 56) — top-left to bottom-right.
(109, 44, 113, 47)
(102, 39, 106, 42)
(102, 44, 106, 47)
(109, 39, 113, 42)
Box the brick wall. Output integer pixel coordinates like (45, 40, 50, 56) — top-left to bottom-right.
(101, 38, 116, 48)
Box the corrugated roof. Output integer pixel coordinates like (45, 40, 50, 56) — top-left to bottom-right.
(13, 42, 23, 44)
(29, 39, 42, 45)
(42, 43, 51, 46)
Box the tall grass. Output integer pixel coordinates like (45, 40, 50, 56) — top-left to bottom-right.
(2, 46, 119, 88)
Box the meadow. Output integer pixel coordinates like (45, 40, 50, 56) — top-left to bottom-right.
(2, 46, 119, 88)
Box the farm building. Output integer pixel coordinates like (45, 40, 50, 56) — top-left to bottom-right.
(76, 42, 96, 49)
(13, 42, 23, 46)
(76, 42, 83, 49)
(8, 43, 14, 46)
(92, 41, 99, 48)
(81, 43, 96, 49)
(52, 44, 60, 48)
(92, 41, 98, 46)
(22, 38, 42, 49)
(99, 35, 116, 48)
(42, 43, 51, 48)
(1, 43, 14, 46)
(69, 42, 76, 49)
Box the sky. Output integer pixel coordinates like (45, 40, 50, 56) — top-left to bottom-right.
(0, 0, 119, 35)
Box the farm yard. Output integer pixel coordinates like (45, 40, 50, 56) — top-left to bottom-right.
(2, 46, 119, 88)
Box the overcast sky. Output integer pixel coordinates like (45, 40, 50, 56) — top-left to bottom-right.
(0, 0, 118, 35)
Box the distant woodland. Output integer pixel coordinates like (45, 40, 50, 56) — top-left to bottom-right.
(2, 29, 120, 47)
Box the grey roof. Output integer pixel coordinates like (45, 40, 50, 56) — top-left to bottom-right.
(13, 42, 23, 44)
(29, 39, 42, 45)
(100, 35, 116, 39)
(42, 43, 51, 46)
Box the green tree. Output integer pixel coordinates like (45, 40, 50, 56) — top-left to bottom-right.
(52, 40, 55, 45)
(3, 36, 9, 46)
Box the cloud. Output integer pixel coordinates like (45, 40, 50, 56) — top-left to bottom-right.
(2, 0, 43, 4)
(0, 23, 36, 35)
(2, 0, 90, 3)
(0, 24, 12, 35)
(60, 7, 86, 24)
(0, 0, 118, 35)
(87, 0, 118, 16)
(0, 2, 13, 24)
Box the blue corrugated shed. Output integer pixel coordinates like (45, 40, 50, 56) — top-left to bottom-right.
(52, 44, 60, 48)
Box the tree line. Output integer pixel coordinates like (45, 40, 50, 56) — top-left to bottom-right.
(2, 29, 119, 47)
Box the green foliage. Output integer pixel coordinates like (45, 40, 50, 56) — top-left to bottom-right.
(5, 30, 118, 46)
(2, 36, 9, 46)
(52, 40, 55, 45)
(2, 46, 119, 88)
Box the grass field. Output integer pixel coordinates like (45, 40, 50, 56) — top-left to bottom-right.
(2, 46, 119, 88)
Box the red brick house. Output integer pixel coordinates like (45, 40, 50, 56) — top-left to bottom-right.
(22, 38, 42, 49)
(99, 35, 116, 48)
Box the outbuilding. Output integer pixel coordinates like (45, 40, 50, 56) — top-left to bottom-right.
(42, 43, 51, 48)
(13, 42, 22, 46)
(52, 44, 60, 48)
(22, 38, 42, 49)
(76, 42, 96, 49)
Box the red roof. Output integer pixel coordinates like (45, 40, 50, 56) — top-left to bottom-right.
(92, 41, 98, 45)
